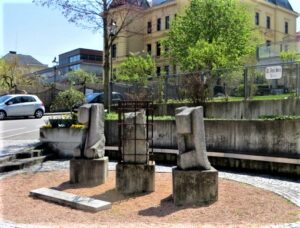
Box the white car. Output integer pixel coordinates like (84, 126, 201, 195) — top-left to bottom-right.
(0, 94, 45, 120)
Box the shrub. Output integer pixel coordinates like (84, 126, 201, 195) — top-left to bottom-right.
(51, 88, 85, 113)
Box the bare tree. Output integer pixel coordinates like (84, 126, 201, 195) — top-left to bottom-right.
(0, 57, 34, 93)
(33, 0, 147, 110)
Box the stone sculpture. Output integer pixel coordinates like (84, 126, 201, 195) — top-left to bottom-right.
(74, 104, 106, 159)
(175, 106, 211, 170)
(122, 109, 148, 163)
(116, 107, 155, 194)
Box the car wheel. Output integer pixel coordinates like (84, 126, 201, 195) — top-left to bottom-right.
(0, 111, 6, 120)
(34, 109, 44, 119)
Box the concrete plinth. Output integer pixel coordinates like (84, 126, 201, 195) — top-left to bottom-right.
(70, 157, 108, 186)
(172, 167, 218, 206)
(116, 162, 155, 194)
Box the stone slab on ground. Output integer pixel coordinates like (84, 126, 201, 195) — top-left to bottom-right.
(172, 167, 218, 206)
(70, 157, 108, 186)
(30, 187, 111, 212)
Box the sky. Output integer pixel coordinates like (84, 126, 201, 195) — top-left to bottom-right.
(1, 0, 300, 67)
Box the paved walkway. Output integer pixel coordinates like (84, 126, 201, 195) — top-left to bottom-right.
(0, 140, 39, 157)
(0, 160, 299, 228)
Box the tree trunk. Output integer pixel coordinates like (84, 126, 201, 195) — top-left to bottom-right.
(103, 2, 110, 111)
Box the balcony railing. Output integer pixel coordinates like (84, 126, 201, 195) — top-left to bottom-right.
(257, 40, 300, 60)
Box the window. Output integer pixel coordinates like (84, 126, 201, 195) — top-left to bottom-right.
(165, 44, 169, 53)
(165, 16, 170, 29)
(266, 40, 271, 46)
(156, 42, 161, 56)
(173, 65, 177, 75)
(112, 44, 117, 58)
(164, 65, 170, 76)
(69, 55, 80, 63)
(147, 21, 152, 34)
(7, 97, 21, 105)
(157, 18, 161, 31)
(21, 96, 36, 103)
(81, 54, 102, 62)
(147, 44, 152, 55)
(95, 56, 102, 61)
(156, 66, 161, 76)
(285, 21, 289, 34)
(69, 64, 80, 71)
(266, 16, 271, 29)
(255, 12, 259, 26)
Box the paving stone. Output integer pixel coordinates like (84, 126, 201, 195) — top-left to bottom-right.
(30, 187, 111, 212)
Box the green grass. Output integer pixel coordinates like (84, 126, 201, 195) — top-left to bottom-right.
(209, 93, 296, 102)
(105, 112, 174, 121)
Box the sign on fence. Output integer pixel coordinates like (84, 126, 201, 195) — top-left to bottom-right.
(265, 66, 282, 80)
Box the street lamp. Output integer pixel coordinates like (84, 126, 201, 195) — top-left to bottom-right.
(108, 20, 117, 112)
(52, 57, 59, 85)
(52, 57, 59, 100)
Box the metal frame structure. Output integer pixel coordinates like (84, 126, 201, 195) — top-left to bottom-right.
(118, 100, 154, 164)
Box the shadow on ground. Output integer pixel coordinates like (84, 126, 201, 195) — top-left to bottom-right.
(53, 181, 150, 203)
(92, 188, 149, 203)
(138, 195, 210, 217)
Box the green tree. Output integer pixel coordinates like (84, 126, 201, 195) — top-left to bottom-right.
(117, 53, 155, 99)
(280, 50, 299, 62)
(51, 87, 85, 113)
(67, 69, 98, 93)
(33, 0, 145, 111)
(117, 53, 155, 86)
(0, 58, 34, 92)
(164, 0, 257, 72)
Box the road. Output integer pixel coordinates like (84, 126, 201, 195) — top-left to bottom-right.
(0, 117, 47, 140)
(0, 117, 49, 157)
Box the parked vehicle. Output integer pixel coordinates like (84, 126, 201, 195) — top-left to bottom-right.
(85, 92, 124, 104)
(0, 94, 45, 120)
(73, 92, 124, 112)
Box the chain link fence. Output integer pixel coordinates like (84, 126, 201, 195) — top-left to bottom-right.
(2, 62, 299, 112)
(111, 62, 300, 103)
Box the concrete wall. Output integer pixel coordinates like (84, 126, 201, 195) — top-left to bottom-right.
(154, 98, 300, 119)
(40, 128, 86, 157)
(205, 98, 300, 119)
(105, 119, 300, 159)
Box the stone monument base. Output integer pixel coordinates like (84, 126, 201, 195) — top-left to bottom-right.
(116, 162, 155, 194)
(172, 167, 218, 206)
(70, 157, 108, 186)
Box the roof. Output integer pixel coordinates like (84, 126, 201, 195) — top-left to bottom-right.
(266, 0, 294, 11)
(110, 0, 150, 9)
(2, 52, 46, 66)
(152, 0, 174, 6)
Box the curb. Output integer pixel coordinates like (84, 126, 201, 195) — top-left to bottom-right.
(44, 112, 70, 116)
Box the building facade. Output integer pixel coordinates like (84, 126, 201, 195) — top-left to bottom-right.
(110, 0, 298, 74)
(34, 48, 103, 84)
(2, 51, 48, 73)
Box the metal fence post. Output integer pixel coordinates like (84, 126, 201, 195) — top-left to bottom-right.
(164, 75, 168, 102)
(296, 63, 299, 96)
(243, 67, 248, 100)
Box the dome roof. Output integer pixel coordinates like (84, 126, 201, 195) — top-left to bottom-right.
(266, 0, 294, 12)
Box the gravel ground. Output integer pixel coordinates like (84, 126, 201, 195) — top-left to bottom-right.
(0, 160, 299, 228)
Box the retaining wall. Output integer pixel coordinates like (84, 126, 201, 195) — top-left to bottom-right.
(154, 98, 300, 119)
(105, 120, 300, 159)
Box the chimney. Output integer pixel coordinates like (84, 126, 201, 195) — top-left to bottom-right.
(9, 51, 17, 54)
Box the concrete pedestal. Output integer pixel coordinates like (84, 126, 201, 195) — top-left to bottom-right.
(70, 157, 108, 186)
(172, 167, 218, 206)
(116, 162, 155, 194)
